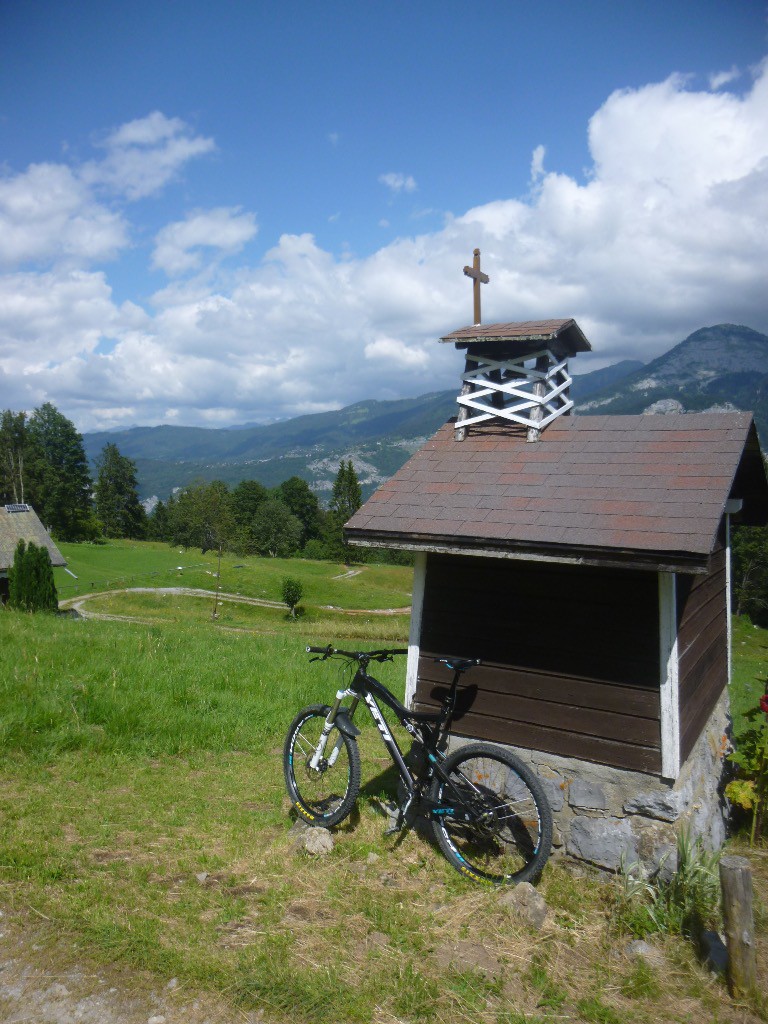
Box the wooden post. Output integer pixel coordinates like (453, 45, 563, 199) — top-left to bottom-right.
(526, 353, 550, 442)
(719, 855, 757, 999)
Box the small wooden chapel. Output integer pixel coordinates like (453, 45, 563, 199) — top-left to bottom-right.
(345, 252, 768, 869)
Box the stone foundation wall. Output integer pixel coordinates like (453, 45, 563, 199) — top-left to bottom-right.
(450, 687, 731, 874)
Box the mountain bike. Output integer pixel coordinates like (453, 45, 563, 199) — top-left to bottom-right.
(283, 645, 552, 885)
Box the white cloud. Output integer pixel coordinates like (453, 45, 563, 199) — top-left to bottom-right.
(152, 207, 258, 276)
(364, 336, 430, 368)
(0, 163, 127, 267)
(81, 111, 215, 200)
(379, 172, 417, 194)
(3, 65, 768, 431)
(710, 66, 741, 90)
(530, 144, 546, 182)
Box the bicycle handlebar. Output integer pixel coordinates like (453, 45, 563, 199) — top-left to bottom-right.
(306, 644, 408, 663)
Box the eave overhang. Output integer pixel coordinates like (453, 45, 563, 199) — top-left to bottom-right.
(345, 528, 712, 575)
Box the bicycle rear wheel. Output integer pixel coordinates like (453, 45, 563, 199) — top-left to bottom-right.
(430, 743, 552, 885)
(283, 704, 361, 827)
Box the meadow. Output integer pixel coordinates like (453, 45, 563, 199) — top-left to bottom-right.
(0, 542, 766, 1023)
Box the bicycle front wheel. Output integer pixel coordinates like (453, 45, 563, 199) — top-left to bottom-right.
(430, 743, 552, 885)
(283, 704, 361, 827)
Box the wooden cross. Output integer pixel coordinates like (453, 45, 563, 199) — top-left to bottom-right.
(463, 248, 489, 325)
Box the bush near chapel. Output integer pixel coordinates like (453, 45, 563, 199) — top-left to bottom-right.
(7, 539, 59, 613)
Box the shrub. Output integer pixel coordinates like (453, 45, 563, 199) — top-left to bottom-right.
(281, 577, 304, 618)
(8, 540, 59, 613)
(726, 690, 768, 844)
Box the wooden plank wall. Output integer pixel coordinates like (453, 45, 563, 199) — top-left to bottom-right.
(676, 533, 728, 763)
(416, 554, 662, 774)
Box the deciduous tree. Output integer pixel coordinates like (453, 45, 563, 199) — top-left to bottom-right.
(277, 476, 323, 548)
(0, 410, 31, 505)
(250, 498, 302, 557)
(281, 576, 304, 618)
(170, 480, 234, 553)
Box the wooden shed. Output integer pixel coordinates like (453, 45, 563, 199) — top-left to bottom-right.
(0, 503, 65, 603)
(347, 411, 767, 782)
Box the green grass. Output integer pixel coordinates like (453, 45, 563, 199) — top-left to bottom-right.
(0, 613, 407, 756)
(0, 590, 767, 1022)
(731, 613, 768, 741)
(53, 540, 413, 611)
(80, 589, 411, 640)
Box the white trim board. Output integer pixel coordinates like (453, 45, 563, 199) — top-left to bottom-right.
(659, 571, 680, 780)
(405, 552, 427, 709)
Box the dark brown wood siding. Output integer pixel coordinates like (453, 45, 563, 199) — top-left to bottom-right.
(416, 554, 662, 774)
(676, 530, 728, 763)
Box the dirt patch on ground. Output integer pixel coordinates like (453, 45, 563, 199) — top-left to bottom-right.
(0, 909, 266, 1024)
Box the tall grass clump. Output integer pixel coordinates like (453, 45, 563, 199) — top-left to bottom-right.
(614, 827, 721, 939)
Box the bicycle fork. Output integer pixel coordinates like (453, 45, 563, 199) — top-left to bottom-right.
(309, 690, 360, 770)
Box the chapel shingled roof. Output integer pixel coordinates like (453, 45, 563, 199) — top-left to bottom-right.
(440, 319, 591, 352)
(345, 412, 768, 573)
(0, 505, 66, 572)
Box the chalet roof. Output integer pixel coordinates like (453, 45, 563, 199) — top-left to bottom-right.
(440, 319, 592, 353)
(345, 412, 768, 574)
(0, 505, 66, 572)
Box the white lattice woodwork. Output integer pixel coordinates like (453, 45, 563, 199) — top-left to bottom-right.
(454, 347, 573, 439)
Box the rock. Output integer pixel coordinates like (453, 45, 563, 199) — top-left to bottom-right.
(166, 978, 179, 990)
(195, 872, 209, 884)
(366, 852, 380, 864)
(498, 881, 548, 931)
(567, 816, 637, 871)
(623, 789, 683, 822)
(568, 780, 608, 810)
(302, 828, 334, 856)
(46, 983, 70, 998)
(625, 939, 664, 964)
(538, 775, 566, 812)
(148, 1017, 167, 1024)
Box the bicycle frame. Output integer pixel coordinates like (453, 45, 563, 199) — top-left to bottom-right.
(313, 660, 451, 803)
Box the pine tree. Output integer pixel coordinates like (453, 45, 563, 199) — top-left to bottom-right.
(26, 403, 97, 541)
(7, 539, 26, 608)
(324, 461, 363, 562)
(8, 540, 58, 612)
(146, 499, 171, 541)
(95, 443, 146, 539)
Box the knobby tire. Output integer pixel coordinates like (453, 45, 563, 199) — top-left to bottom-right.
(430, 743, 552, 885)
(283, 704, 361, 827)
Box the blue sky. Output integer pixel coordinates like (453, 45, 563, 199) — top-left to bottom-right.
(1, 1, 767, 431)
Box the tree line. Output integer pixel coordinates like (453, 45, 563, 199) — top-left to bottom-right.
(146, 459, 367, 561)
(0, 403, 397, 562)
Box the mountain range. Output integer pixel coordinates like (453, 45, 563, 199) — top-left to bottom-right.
(82, 324, 767, 503)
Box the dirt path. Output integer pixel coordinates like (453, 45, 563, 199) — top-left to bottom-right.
(59, 587, 411, 620)
(0, 909, 263, 1024)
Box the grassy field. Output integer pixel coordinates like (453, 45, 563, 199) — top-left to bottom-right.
(53, 539, 413, 612)
(0, 546, 767, 1022)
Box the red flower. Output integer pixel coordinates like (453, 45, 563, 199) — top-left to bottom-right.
(761, 694, 768, 716)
